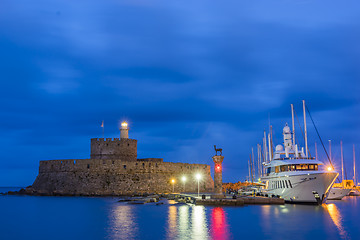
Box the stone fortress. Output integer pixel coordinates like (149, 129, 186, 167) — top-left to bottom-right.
(31, 122, 214, 196)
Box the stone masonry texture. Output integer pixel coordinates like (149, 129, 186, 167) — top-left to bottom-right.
(32, 137, 214, 195)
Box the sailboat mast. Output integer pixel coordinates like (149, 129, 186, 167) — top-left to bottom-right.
(252, 148, 256, 182)
(315, 142, 318, 160)
(264, 131, 268, 163)
(353, 144, 356, 185)
(329, 140, 332, 162)
(248, 157, 251, 182)
(259, 144, 264, 176)
(341, 140, 344, 184)
(268, 133, 272, 162)
(303, 100, 308, 158)
(291, 104, 296, 145)
(250, 149, 254, 184)
(257, 144, 260, 177)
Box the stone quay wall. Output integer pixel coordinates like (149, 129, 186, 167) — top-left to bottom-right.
(32, 158, 214, 195)
(90, 138, 137, 161)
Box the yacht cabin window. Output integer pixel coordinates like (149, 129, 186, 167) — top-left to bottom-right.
(265, 164, 319, 175)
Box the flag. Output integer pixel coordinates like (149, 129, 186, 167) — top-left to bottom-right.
(101, 120, 104, 128)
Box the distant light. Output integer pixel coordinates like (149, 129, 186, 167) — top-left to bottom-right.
(215, 164, 221, 172)
(171, 179, 175, 184)
(196, 173, 201, 180)
(182, 176, 187, 182)
(327, 166, 333, 171)
(121, 121, 128, 127)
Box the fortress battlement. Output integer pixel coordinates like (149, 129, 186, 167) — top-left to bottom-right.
(90, 137, 137, 161)
(91, 137, 137, 142)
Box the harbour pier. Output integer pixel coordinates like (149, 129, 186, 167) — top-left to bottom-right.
(176, 193, 285, 206)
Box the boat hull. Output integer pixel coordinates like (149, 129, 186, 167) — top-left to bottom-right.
(349, 189, 360, 196)
(261, 172, 338, 204)
(328, 187, 351, 200)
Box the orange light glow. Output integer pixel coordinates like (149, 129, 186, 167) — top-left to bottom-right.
(327, 167, 333, 171)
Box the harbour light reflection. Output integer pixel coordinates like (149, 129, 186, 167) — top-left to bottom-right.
(210, 207, 230, 240)
(192, 206, 209, 240)
(178, 205, 189, 239)
(167, 206, 178, 239)
(108, 204, 138, 239)
(260, 205, 271, 233)
(166, 204, 209, 239)
(324, 203, 349, 239)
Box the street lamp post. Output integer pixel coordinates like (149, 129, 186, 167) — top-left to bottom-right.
(171, 179, 175, 193)
(196, 174, 201, 197)
(182, 176, 187, 192)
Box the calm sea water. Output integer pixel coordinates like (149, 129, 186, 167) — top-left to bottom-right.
(0, 187, 358, 240)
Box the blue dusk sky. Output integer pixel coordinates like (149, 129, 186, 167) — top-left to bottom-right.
(1, 0, 360, 186)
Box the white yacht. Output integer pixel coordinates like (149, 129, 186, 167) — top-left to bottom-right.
(260, 102, 338, 204)
(328, 187, 351, 200)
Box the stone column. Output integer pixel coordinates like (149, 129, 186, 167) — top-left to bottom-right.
(212, 155, 224, 198)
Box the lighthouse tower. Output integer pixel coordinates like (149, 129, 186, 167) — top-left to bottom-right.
(120, 121, 129, 139)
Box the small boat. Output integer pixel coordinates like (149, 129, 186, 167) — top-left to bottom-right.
(328, 187, 351, 200)
(349, 189, 360, 196)
(238, 185, 262, 196)
(328, 142, 351, 200)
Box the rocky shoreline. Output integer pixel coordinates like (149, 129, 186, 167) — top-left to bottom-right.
(0, 186, 179, 198)
(0, 186, 194, 199)
(1, 187, 285, 206)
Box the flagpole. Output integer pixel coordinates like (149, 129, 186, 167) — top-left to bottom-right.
(101, 120, 104, 138)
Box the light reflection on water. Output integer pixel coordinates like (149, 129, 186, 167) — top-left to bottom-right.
(192, 206, 209, 240)
(178, 205, 189, 239)
(324, 203, 349, 239)
(168, 204, 210, 239)
(108, 204, 138, 240)
(167, 206, 177, 239)
(210, 207, 230, 240)
(0, 190, 358, 240)
(104, 198, 358, 240)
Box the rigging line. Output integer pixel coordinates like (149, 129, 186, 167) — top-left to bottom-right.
(305, 105, 332, 165)
(305, 105, 335, 169)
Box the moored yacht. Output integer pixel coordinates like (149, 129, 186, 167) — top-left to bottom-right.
(328, 187, 351, 200)
(260, 101, 338, 204)
(328, 142, 353, 200)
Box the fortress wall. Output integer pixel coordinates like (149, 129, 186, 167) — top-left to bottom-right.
(38, 159, 209, 174)
(33, 159, 214, 195)
(90, 138, 137, 160)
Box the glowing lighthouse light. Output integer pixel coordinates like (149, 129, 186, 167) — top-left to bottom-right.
(121, 121, 128, 128)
